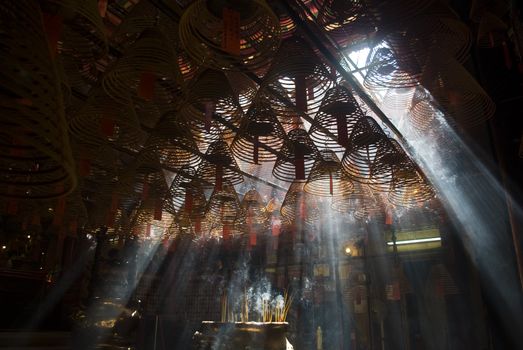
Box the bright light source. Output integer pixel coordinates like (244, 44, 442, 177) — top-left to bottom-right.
(1, 245, 6, 250)
(343, 244, 352, 256)
(27, 235, 31, 239)
(386, 237, 441, 246)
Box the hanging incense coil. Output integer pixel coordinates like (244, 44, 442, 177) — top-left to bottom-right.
(407, 88, 439, 131)
(142, 121, 201, 170)
(102, 28, 184, 107)
(363, 45, 424, 90)
(0, 1, 76, 199)
(263, 38, 334, 123)
(476, 11, 508, 48)
(331, 181, 381, 220)
(363, 0, 434, 28)
(273, 128, 321, 182)
(369, 138, 412, 192)
(179, 0, 281, 71)
(197, 140, 244, 187)
(132, 198, 175, 228)
(304, 150, 354, 197)
(206, 182, 242, 224)
(179, 69, 244, 149)
(280, 181, 319, 225)
(119, 159, 169, 202)
(313, 0, 376, 47)
(388, 167, 435, 208)
(231, 100, 287, 164)
(166, 167, 207, 218)
(341, 116, 394, 184)
(309, 85, 365, 151)
(381, 88, 415, 117)
(69, 90, 146, 148)
(223, 71, 259, 112)
(241, 188, 269, 226)
(421, 52, 495, 128)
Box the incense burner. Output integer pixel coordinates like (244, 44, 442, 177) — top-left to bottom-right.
(192, 321, 292, 350)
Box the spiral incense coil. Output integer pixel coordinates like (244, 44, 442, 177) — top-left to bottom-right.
(231, 100, 287, 164)
(273, 128, 321, 182)
(312, 0, 376, 47)
(142, 121, 201, 170)
(363, 0, 434, 29)
(341, 116, 395, 185)
(197, 140, 244, 187)
(388, 168, 435, 208)
(119, 160, 169, 202)
(304, 150, 354, 197)
(421, 53, 495, 128)
(241, 188, 269, 226)
(179, 69, 244, 149)
(363, 45, 423, 90)
(476, 11, 508, 48)
(381, 88, 415, 115)
(309, 85, 366, 151)
(167, 167, 207, 218)
(331, 181, 381, 220)
(0, 1, 77, 199)
(133, 199, 175, 228)
(407, 88, 438, 131)
(206, 182, 242, 224)
(280, 181, 319, 225)
(179, 0, 281, 71)
(263, 38, 334, 121)
(223, 71, 259, 112)
(368, 138, 413, 192)
(102, 29, 184, 107)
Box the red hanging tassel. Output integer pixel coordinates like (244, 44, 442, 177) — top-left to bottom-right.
(184, 190, 193, 213)
(42, 13, 63, 58)
(98, 0, 108, 18)
(138, 72, 156, 101)
(154, 199, 163, 221)
(146, 223, 152, 237)
(205, 101, 214, 132)
(69, 220, 78, 235)
(110, 193, 119, 212)
(79, 159, 91, 177)
(294, 146, 305, 180)
(502, 41, 512, 69)
(222, 7, 241, 55)
(299, 196, 307, 220)
(195, 218, 202, 235)
(249, 232, 257, 247)
(142, 182, 150, 200)
(52, 197, 66, 226)
(253, 135, 259, 164)
(329, 171, 334, 195)
(215, 164, 223, 191)
(223, 224, 231, 240)
(385, 207, 393, 225)
(100, 116, 115, 137)
(336, 114, 349, 147)
(271, 217, 281, 236)
(295, 75, 307, 113)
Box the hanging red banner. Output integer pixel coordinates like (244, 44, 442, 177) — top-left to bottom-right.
(195, 218, 202, 235)
(184, 190, 193, 213)
(154, 199, 163, 221)
(204, 101, 214, 132)
(336, 114, 349, 147)
(294, 147, 305, 180)
(52, 197, 66, 226)
(142, 182, 150, 200)
(215, 164, 223, 191)
(138, 72, 156, 101)
(295, 75, 307, 113)
(223, 224, 231, 240)
(249, 232, 257, 246)
(79, 158, 91, 177)
(100, 116, 115, 137)
(146, 223, 152, 237)
(271, 217, 281, 236)
(222, 8, 241, 55)
(42, 13, 63, 58)
(98, 0, 108, 18)
(253, 135, 259, 164)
